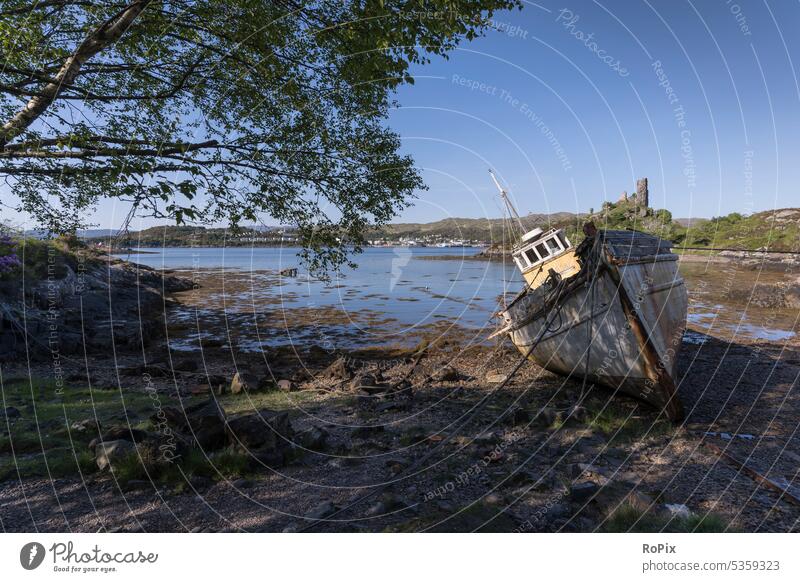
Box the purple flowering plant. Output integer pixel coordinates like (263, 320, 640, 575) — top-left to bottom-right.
(0, 234, 21, 274)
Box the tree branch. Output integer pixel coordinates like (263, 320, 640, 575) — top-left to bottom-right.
(0, 0, 153, 146)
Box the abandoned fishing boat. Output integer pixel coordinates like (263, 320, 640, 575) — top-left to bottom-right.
(488, 174, 688, 420)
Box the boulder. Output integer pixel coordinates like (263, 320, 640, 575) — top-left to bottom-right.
(225, 409, 293, 451)
(95, 440, 136, 471)
(296, 426, 328, 451)
(89, 426, 150, 452)
(2, 406, 21, 419)
(155, 399, 227, 450)
(230, 371, 261, 394)
(184, 399, 227, 450)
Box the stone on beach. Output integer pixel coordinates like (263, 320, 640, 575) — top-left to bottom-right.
(95, 440, 136, 471)
(230, 370, 261, 394)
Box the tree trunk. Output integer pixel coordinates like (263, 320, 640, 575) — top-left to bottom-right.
(0, 0, 153, 147)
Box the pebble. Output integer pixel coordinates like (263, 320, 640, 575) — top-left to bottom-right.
(484, 492, 504, 505)
(485, 372, 508, 383)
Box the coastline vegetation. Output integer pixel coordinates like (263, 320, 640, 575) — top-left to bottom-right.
(71, 204, 800, 254)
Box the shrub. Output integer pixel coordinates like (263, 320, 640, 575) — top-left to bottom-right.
(0, 233, 21, 274)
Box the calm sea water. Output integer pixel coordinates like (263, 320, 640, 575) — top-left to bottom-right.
(115, 247, 796, 348)
(115, 247, 522, 345)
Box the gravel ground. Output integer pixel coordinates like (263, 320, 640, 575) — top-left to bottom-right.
(2, 325, 799, 533)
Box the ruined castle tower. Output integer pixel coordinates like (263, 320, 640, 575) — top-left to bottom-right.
(636, 178, 649, 208)
(618, 191, 628, 203)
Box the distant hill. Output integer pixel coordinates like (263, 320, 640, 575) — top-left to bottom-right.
(378, 212, 582, 241)
(84, 225, 297, 248)
(674, 217, 709, 228)
(79, 207, 800, 253)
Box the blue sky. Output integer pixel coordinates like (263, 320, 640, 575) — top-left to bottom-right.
(3, 0, 799, 229)
(390, 0, 799, 223)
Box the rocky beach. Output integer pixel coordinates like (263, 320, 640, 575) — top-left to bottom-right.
(1, 243, 799, 533)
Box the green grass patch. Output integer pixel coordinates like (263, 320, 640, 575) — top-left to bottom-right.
(602, 503, 730, 533)
(0, 378, 182, 482)
(0, 447, 97, 482)
(217, 389, 319, 417)
(110, 447, 251, 489)
(582, 399, 674, 444)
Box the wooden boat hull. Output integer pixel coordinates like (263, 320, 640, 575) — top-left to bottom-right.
(500, 233, 688, 420)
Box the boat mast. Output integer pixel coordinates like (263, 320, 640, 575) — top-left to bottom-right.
(489, 169, 525, 236)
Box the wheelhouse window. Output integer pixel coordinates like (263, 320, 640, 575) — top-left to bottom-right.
(535, 243, 549, 259)
(513, 229, 571, 272)
(546, 237, 562, 253)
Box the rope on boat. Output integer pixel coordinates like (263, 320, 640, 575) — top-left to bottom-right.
(298, 283, 569, 532)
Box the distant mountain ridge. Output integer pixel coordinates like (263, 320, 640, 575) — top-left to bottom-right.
(74, 207, 800, 252)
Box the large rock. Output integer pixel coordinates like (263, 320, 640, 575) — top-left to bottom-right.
(2, 406, 21, 419)
(569, 481, 600, 502)
(95, 440, 136, 471)
(88, 426, 150, 452)
(225, 409, 293, 452)
(154, 399, 227, 450)
(184, 399, 227, 449)
(173, 359, 199, 372)
(230, 370, 262, 394)
(295, 426, 328, 451)
(0, 247, 193, 362)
